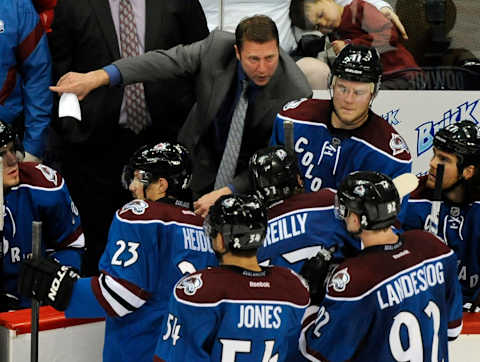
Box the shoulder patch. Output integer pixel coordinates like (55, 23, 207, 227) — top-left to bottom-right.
(389, 133, 410, 156)
(176, 273, 203, 296)
(119, 200, 149, 215)
(282, 98, 308, 111)
(328, 266, 351, 293)
(35, 164, 59, 185)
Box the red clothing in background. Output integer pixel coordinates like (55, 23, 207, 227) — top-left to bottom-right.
(334, 0, 419, 79)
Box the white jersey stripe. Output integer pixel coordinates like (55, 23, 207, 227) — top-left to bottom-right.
(103, 274, 146, 309)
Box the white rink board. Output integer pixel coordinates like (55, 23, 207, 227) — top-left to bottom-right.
(0, 320, 105, 362)
(313, 90, 480, 176)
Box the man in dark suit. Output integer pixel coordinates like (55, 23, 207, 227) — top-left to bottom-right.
(50, 15, 312, 217)
(47, 0, 209, 275)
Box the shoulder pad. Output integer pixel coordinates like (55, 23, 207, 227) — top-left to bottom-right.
(354, 115, 412, 161)
(279, 99, 329, 124)
(19, 162, 64, 189)
(117, 199, 204, 226)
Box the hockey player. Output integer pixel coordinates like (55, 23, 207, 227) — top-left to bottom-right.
(270, 44, 411, 197)
(249, 145, 357, 273)
(300, 171, 463, 362)
(0, 120, 84, 312)
(402, 120, 480, 312)
(18, 142, 218, 362)
(154, 194, 310, 361)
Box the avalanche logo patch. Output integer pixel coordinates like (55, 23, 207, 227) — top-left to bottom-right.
(282, 98, 308, 111)
(177, 273, 203, 296)
(120, 199, 149, 215)
(35, 164, 58, 186)
(328, 267, 350, 292)
(389, 133, 409, 156)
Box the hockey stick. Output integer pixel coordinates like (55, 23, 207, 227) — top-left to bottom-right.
(31, 221, 42, 362)
(283, 119, 294, 152)
(426, 163, 444, 236)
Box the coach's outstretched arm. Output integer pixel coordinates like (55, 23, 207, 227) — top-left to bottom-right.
(49, 69, 110, 100)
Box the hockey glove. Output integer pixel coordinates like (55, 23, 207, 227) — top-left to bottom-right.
(18, 257, 80, 311)
(300, 246, 337, 305)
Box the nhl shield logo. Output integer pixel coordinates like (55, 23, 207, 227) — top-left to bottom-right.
(328, 267, 351, 292)
(177, 273, 203, 296)
(0, 20, 4, 33)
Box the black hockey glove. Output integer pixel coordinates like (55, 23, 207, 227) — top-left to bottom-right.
(0, 293, 20, 312)
(18, 257, 80, 311)
(300, 246, 337, 305)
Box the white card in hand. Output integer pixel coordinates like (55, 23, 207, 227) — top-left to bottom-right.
(59, 93, 82, 121)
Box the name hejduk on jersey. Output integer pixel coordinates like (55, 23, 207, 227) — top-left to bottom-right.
(264, 213, 307, 246)
(377, 261, 445, 310)
(182, 227, 214, 253)
(237, 304, 282, 329)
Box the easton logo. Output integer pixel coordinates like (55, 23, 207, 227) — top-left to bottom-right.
(48, 266, 69, 301)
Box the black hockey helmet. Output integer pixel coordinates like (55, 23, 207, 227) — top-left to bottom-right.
(0, 120, 17, 148)
(121, 142, 192, 197)
(204, 194, 267, 252)
(335, 171, 400, 230)
(433, 120, 480, 170)
(249, 145, 302, 207)
(330, 44, 382, 92)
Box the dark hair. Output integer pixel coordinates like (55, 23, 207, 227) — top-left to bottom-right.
(290, 0, 317, 30)
(235, 15, 279, 51)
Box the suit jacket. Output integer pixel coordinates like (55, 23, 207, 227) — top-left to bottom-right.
(48, 0, 209, 147)
(114, 30, 312, 197)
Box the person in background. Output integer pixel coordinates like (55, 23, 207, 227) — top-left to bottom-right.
(47, 0, 209, 275)
(0, 0, 52, 162)
(296, 0, 419, 89)
(18, 142, 218, 362)
(154, 194, 309, 361)
(403, 120, 480, 312)
(47, 15, 312, 218)
(0, 120, 84, 312)
(300, 171, 463, 361)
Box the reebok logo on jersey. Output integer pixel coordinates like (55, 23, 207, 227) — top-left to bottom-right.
(392, 250, 410, 259)
(249, 281, 270, 288)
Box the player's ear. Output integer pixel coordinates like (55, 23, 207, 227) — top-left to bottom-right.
(462, 165, 475, 181)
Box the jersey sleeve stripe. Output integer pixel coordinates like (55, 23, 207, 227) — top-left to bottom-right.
(57, 226, 85, 249)
(100, 274, 146, 311)
(91, 273, 148, 317)
(448, 319, 463, 339)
